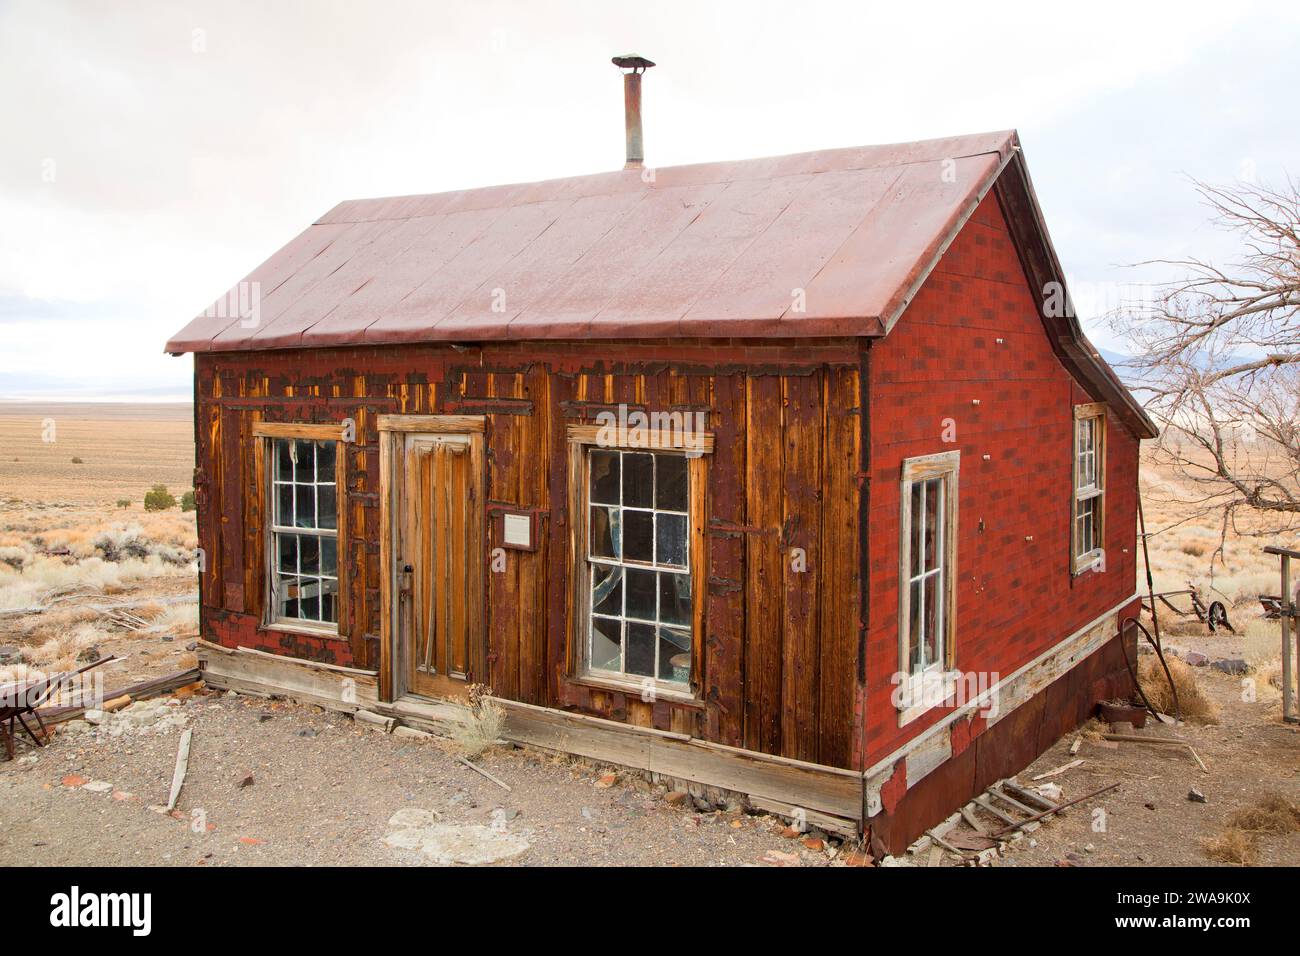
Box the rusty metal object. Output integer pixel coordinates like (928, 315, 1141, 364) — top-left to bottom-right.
(612, 54, 654, 169)
(0, 655, 119, 759)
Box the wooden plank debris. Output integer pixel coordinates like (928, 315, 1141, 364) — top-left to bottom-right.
(166, 728, 193, 811)
(456, 755, 512, 792)
(1031, 758, 1083, 780)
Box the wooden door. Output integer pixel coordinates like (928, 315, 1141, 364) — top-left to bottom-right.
(398, 432, 484, 698)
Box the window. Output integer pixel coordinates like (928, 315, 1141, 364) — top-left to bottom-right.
(897, 451, 958, 721)
(587, 448, 692, 686)
(1072, 405, 1106, 573)
(254, 423, 346, 632)
(567, 424, 711, 696)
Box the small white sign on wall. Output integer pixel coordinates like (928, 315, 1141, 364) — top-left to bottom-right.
(503, 513, 532, 549)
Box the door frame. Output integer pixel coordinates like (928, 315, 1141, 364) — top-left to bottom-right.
(378, 414, 486, 702)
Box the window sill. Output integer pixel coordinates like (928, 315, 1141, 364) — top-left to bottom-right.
(261, 620, 346, 641)
(566, 672, 704, 708)
(895, 670, 959, 727)
(1071, 550, 1105, 577)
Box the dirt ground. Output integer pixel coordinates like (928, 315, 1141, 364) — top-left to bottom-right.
(2, 402, 1297, 867)
(0, 692, 841, 867)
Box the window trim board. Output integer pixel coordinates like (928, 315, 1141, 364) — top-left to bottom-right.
(565, 425, 710, 699)
(255, 425, 349, 640)
(896, 450, 960, 724)
(1071, 405, 1107, 575)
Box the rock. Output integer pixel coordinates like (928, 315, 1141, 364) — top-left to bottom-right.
(258, 713, 273, 723)
(1083, 843, 1095, 853)
(1211, 658, 1248, 675)
(383, 819, 529, 865)
(62, 720, 91, 735)
(1144, 802, 1156, 811)
(387, 807, 441, 829)
(495, 807, 519, 822)
(76, 645, 101, 663)
(1183, 651, 1209, 666)
(185, 642, 198, 651)
(237, 773, 255, 789)
(761, 849, 801, 867)
(0, 644, 20, 663)
(60, 774, 88, 787)
(664, 790, 689, 806)
(1187, 788, 1207, 804)
(801, 836, 825, 852)
(594, 772, 618, 789)
(691, 796, 713, 813)
(82, 780, 113, 793)
(780, 826, 801, 839)
(83, 710, 106, 725)
(298, 729, 318, 738)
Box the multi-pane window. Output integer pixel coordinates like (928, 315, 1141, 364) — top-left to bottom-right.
(270, 438, 339, 626)
(1072, 408, 1105, 571)
(585, 448, 692, 687)
(905, 476, 947, 675)
(898, 452, 958, 690)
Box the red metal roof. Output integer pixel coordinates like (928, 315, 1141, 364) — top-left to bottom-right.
(165, 131, 1020, 353)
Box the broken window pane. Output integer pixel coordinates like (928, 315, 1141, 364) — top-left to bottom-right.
(591, 564, 623, 616)
(269, 437, 339, 629)
(585, 448, 693, 686)
(591, 616, 622, 672)
(658, 627, 691, 682)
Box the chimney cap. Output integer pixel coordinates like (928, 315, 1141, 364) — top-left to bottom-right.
(612, 54, 655, 73)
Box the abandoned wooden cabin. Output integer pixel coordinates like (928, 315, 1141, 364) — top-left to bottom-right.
(165, 61, 1156, 854)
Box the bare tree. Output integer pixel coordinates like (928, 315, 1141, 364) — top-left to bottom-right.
(1113, 176, 1300, 549)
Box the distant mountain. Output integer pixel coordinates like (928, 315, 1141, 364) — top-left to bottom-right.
(0, 371, 190, 403)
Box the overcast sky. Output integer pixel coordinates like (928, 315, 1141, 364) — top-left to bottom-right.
(2, 0, 1297, 400)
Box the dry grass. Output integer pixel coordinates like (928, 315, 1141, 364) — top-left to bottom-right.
(1228, 793, 1300, 834)
(1137, 654, 1219, 723)
(1202, 827, 1259, 866)
(156, 602, 199, 636)
(450, 684, 506, 758)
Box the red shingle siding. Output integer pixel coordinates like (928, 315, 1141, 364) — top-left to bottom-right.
(861, 192, 1140, 768)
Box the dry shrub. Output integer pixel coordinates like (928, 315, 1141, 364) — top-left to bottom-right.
(1077, 717, 1109, 742)
(156, 602, 199, 635)
(1138, 654, 1219, 723)
(27, 622, 105, 671)
(1202, 827, 1258, 866)
(450, 683, 506, 758)
(1228, 793, 1300, 834)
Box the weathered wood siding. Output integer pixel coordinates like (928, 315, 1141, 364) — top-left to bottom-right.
(860, 192, 1140, 769)
(195, 340, 862, 768)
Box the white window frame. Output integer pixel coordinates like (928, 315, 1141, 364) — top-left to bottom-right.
(565, 424, 712, 700)
(1072, 404, 1106, 574)
(897, 451, 959, 725)
(254, 422, 345, 637)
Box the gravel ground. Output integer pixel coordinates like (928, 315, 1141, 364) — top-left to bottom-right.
(0, 690, 847, 867)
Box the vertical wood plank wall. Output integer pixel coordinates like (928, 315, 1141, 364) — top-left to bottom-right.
(195, 340, 862, 769)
